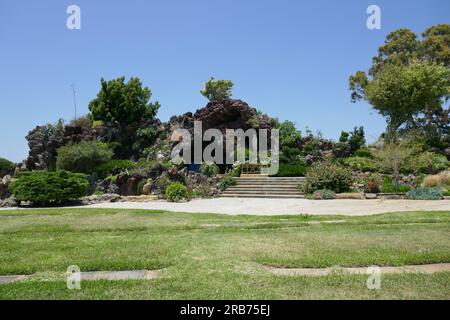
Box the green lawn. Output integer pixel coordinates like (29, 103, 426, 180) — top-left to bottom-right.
(0, 208, 449, 299)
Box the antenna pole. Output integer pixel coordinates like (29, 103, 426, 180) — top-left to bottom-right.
(71, 84, 77, 121)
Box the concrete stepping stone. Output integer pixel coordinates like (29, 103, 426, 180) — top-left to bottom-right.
(0, 270, 159, 284)
(80, 270, 158, 281)
(271, 263, 450, 276)
(0, 275, 30, 284)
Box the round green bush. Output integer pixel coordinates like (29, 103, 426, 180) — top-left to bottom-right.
(56, 141, 113, 173)
(9, 170, 89, 205)
(303, 160, 352, 193)
(344, 156, 377, 172)
(200, 162, 220, 177)
(0, 157, 15, 177)
(165, 182, 189, 202)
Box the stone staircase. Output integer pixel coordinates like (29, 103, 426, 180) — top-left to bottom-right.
(221, 176, 306, 199)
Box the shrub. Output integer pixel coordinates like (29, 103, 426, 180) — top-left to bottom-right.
(422, 170, 450, 188)
(165, 182, 189, 202)
(95, 160, 137, 179)
(439, 171, 450, 185)
(406, 187, 443, 200)
(344, 156, 377, 172)
(155, 172, 172, 193)
(312, 189, 336, 200)
(200, 162, 220, 177)
(200, 77, 233, 103)
(218, 175, 236, 191)
(192, 183, 212, 198)
(360, 173, 381, 193)
(398, 184, 412, 193)
(272, 163, 307, 177)
(56, 141, 113, 173)
(381, 175, 395, 193)
(137, 179, 147, 195)
(0, 157, 15, 177)
(422, 174, 441, 187)
(303, 161, 352, 193)
(405, 152, 448, 174)
(9, 170, 88, 205)
(353, 147, 374, 158)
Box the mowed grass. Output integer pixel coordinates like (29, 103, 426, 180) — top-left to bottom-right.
(0, 208, 449, 299)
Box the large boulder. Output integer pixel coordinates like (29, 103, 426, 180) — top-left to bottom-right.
(169, 99, 275, 134)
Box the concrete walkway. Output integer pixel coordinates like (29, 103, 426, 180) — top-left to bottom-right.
(82, 198, 450, 216)
(271, 263, 450, 276)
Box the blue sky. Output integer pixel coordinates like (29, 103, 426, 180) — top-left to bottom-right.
(0, 0, 449, 162)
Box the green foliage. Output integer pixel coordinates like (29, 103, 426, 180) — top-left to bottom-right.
(88, 77, 160, 127)
(398, 184, 412, 193)
(277, 120, 302, 147)
(353, 147, 374, 158)
(405, 152, 448, 174)
(165, 182, 189, 202)
(406, 187, 443, 200)
(272, 163, 307, 177)
(349, 25, 450, 136)
(9, 170, 88, 205)
(137, 179, 146, 195)
(339, 127, 366, 153)
(56, 141, 113, 173)
(200, 77, 233, 103)
(364, 62, 450, 133)
(374, 139, 419, 188)
(303, 161, 353, 193)
(88, 77, 160, 159)
(0, 157, 15, 177)
(381, 175, 395, 193)
(312, 189, 336, 200)
(95, 160, 137, 179)
(192, 183, 212, 199)
(155, 172, 172, 193)
(344, 156, 377, 172)
(218, 175, 236, 191)
(200, 162, 220, 177)
(359, 173, 382, 193)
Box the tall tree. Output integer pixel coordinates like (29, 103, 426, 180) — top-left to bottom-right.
(349, 25, 450, 141)
(88, 77, 160, 159)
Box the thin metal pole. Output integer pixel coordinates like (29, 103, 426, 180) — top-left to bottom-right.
(71, 84, 77, 121)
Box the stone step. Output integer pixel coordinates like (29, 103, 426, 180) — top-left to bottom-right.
(235, 177, 305, 180)
(221, 194, 305, 199)
(230, 184, 301, 188)
(235, 180, 304, 184)
(227, 184, 298, 190)
(223, 190, 304, 195)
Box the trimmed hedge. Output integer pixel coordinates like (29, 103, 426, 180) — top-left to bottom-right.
(9, 170, 89, 205)
(272, 163, 307, 177)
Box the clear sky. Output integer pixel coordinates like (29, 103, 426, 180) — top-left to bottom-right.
(0, 0, 449, 162)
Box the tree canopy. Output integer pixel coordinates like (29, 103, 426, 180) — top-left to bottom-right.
(89, 77, 160, 126)
(349, 25, 450, 139)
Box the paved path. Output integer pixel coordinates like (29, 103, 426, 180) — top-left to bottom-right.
(271, 263, 450, 276)
(82, 198, 450, 216)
